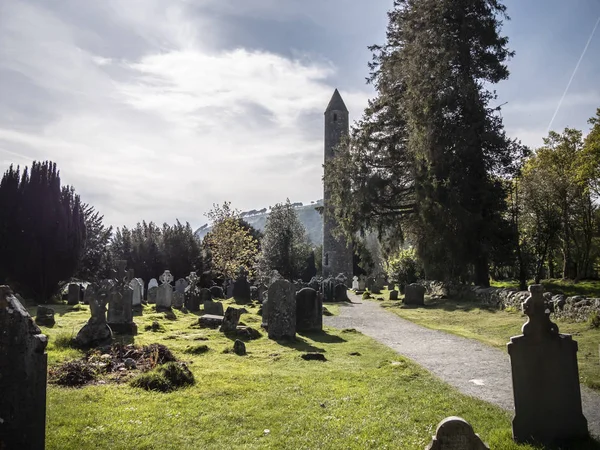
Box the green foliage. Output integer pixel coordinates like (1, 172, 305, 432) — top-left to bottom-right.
(75, 204, 113, 281)
(0, 161, 86, 303)
(53, 332, 76, 349)
(589, 311, 600, 329)
(387, 247, 423, 288)
(258, 199, 311, 280)
(184, 344, 210, 354)
(203, 202, 259, 279)
(131, 362, 195, 393)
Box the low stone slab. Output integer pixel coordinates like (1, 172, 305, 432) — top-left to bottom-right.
(426, 416, 489, 449)
(199, 314, 223, 328)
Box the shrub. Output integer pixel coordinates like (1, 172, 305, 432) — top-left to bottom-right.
(184, 344, 210, 355)
(130, 362, 194, 392)
(49, 360, 96, 387)
(130, 372, 173, 392)
(387, 248, 423, 289)
(362, 291, 372, 300)
(53, 332, 76, 349)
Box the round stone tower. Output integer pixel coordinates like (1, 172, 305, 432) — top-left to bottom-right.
(322, 89, 353, 280)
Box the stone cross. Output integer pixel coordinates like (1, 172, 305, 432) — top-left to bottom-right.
(521, 284, 559, 339)
(160, 270, 174, 285)
(187, 272, 199, 287)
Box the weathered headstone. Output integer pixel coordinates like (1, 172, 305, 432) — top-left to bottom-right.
(184, 286, 201, 312)
(334, 283, 349, 302)
(261, 299, 269, 329)
(200, 288, 212, 303)
(76, 281, 113, 347)
(204, 300, 224, 316)
(233, 339, 246, 356)
(296, 287, 322, 332)
(35, 305, 55, 327)
(389, 290, 399, 301)
(508, 284, 588, 445)
(147, 286, 158, 304)
(175, 278, 188, 294)
(220, 306, 245, 332)
(148, 278, 159, 290)
(136, 277, 144, 300)
(0, 286, 48, 450)
(107, 285, 137, 334)
(425, 416, 489, 450)
(156, 270, 174, 312)
(321, 277, 335, 302)
(209, 286, 224, 299)
(405, 283, 425, 306)
(226, 281, 234, 299)
(172, 291, 184, 309)
(352, 276, 359, 291)
(67, 283, 80, 305)
(267, 280, 296, 340)
(233, 268, 251, 304)
(129, 278, 143, 307)
(199, 314, 223, 328)
(358, 275, 366, 291)
(257, 284, 267, 302)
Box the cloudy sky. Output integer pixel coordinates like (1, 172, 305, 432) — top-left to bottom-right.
(1, 0, 599, 230)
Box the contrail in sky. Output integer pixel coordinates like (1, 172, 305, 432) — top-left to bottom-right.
(546, 14, 600, 134)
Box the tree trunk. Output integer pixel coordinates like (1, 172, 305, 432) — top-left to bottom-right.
(474, 255, 490, 287)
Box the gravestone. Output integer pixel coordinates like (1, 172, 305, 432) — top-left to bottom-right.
(175, 278, 188, 294)
(404, 283, 425, 306)
(210, 286, 224, 299)
(147, 286, 158, 304)
(172, 291, 184, 309)
(107, 285, 136, 334)
(35, 305, 55, 327)
(261, 299, 269, 329)
(220, 307, 244, 332)
(267, 280, 296, 340)
(352, 276, 359, 291)
(321, 277, 335, 302)
(136, 278, 144, 300)
(0, 286, 48, 450)
(358, 275, 366, 291)
(334, 283, 349, 302)
(129, 278, 143, 307)
(200, 288, 212, 303)
(204, 300, 224, 316)
(250, 285, 259, 301)
(67, 283, 80, 305)
(425, 416, 489, 450)
(75, 281, 113, 347)
(508, 285, 588, 445)
(156, 270, 174, 312)
(257, 284, 267, 302)
(296, 287, 322, 332)
(389, 290, 399, 301)
(226, 281, 234, 299)
(148, 278, 159, 290)
(185, 287, 201, 312)
(199, 314, 223, 328)
(233, 268, 251, 304)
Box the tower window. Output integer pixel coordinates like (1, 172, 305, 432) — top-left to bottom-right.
(325, 253, 329, 266)
(333, 113, 337, 122)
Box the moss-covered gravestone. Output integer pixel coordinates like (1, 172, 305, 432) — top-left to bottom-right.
(267, 280, 296, 340)
(0, 286, 48, 450)
(508, 284, 588, 445)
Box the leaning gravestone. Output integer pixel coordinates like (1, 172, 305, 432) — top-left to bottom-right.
(296, 287, 322, 332)
(0, 286, 48, 450)
(508, 284, 588, 445)
(404, 283, 425, 306)
(75, 281, 113, 347)
(267, 280, 296, 340)
(67, 283, 80, 305)
(175, 278, 188, 294)
(156, 270, 174, 312)
(130, 278, 143, 307)
(425, 416, 489, 450)
(204, 300, 224, 316)
(220, 306, 244, 332)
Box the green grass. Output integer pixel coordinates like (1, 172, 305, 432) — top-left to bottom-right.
(379, 297, 600, 391)
(491, 278, 600, 298)
(29, 300, 597, 449)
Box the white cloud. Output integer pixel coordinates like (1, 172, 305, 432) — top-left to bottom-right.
(0, 0, 371, 229)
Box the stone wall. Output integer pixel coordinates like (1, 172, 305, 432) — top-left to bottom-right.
(420, 281, 600, 323)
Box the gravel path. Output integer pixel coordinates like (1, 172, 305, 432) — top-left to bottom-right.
(324, 295, 600, 438)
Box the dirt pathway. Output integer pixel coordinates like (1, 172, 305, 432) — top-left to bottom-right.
(324, 296, 600, 438)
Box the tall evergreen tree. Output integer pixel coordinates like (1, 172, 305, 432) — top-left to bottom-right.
(0, 161, 86, 303)
(75, 204, 113, 281)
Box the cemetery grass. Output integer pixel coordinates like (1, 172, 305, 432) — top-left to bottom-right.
(30, 301, 551, 450)
(377, 294, 600, 391)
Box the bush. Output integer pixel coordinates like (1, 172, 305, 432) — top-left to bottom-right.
(184, 344, 210, 354)
(52, 332, 76, 349)
(387, 248, 423, 289)
(130, 362, 194, 392)
(49, 360, 97, 387)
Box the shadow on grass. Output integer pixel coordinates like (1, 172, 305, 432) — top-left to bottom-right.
(529, 436, 600, 450)
(298, 330, 346, 344)
(276, 336, 325, 353)
(401, 298, 501, 313)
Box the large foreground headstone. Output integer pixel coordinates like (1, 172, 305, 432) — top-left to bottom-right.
(296, 287, 322, 332)
(425, 417, 489, 450)
(508, 284, 588, 445)
(267, 280, 296, 340)
(0, 286, 48, 450)
(404, 283, 425, 306)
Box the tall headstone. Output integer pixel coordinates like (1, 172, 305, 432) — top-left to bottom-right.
(75, 281, 113, 347)
(358, 275, 366, 291)
(136, 278, 144, 300)
(172, 291, 184, 309)
(107, 285, 136, 334)
(147, 286, 158, 304)
(129, 278, 143, 307)
(426, 417, 489, 450)
(0, 286, 48, 450)
(404, 283, 425, 306)
(352, 276, 359, 291)
(233, 267, 251, 304)
(156, 270, 174, 312)
(67, 283, 80, 305)
(508, 284, 588, 445)
(296, 287, 322, 332)
(322, 89, 353, 280)
(267, 280, 296, 340)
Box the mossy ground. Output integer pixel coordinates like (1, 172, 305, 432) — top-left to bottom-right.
(378, 288, 600, 391)
(29, 298, 587, 449)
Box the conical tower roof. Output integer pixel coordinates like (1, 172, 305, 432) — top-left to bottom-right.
(325, 88, 348, 113)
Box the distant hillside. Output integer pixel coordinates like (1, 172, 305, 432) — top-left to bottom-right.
(195, 201, 324, 246)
